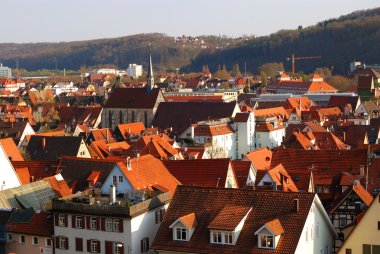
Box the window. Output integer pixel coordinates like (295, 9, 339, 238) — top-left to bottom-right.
(340, 218, 347, 228)
(88, 182, 94, 188)
(32, 236, 39, 245)
(80, 151, 85, 156)
(76, 216, 83, 229)
(224, 232, 233, 244)
(90, 217, 97, 230)
(118, 176, 123, 183)
(19, 235, 25, 244)
(46, 238, 52, 247)
(91, 240, 99, 253)
(305, 227, 309, 242)
(106, 218, 113, 231)
(316, 222, 320, 238)
(258, 234, 274, 248)
(175, 227, 187, 241)
(155, 208, 166, 224)
(114, 242, 123, 254)
(212, 231, 222, 243)
(378, 221, 380, 230)
(59, 237, 67, 249)
(345, 249, 352, 254)
(7, 233, 12, 241)
(58, 214, 66, 226)
(113, 176, 117, 185)
(141, 237, 149, 252)
(113, 219, 119, 232)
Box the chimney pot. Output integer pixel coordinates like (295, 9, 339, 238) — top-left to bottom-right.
(42, 137, 46, 150)
(294, 198, 300, 213)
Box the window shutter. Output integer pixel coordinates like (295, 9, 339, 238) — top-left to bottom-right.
(155, 211, 159, 224)
(118, 218, 123, 232)
(96, 217, 100, 230)
(72, 215, 76, 228)
(97, 240, 101, 253)
(146, 238, 149, 252)
(65, 237, 69, 250)
(64, 214, 68, 227)
(378, 221, 380, 230)
(54, 214, 59, 226)
(160, 208, 165, 222)
(120, 244, 125, 254)
(75, 238, 83, 251)
(87, 240, 91, 252)
(101, 218, 106, 231)
(55, 236, 59, 249)
(105, 241, 113, 254)
(86, 216, 90, 229)
(141, 239, 144, 252)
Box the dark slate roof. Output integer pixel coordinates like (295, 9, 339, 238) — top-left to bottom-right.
(58, 156, 119, 192)
(152, 102, 238, 134)
(327, 95, 360, 111)
(0, 121, 28, 144)
(104, 88, 161, 108)
(26, 136, 84, 160)
(357, 76, 374, 91)
(152, 185, 318, 254)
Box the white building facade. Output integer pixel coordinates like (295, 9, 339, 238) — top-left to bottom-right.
(127, 64, 143, 79)
(0, 64, 11, 78)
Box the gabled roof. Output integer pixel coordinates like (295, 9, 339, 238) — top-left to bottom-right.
(194, 124, 234, 136)
(140, 138, 179, 159)
(105, 87, 161, 108)
(267, 164, 298, 192)
(255, 218, 284, 236)
(11, 160, 58, 181)
(244, 147, 272, 170)
(120, 155, 180, 196)
(152, 186, 327, 254)
(327, 184, 373, 213)
(327, 95, 360, 111)
(253, 107, 288, 119)
(208, 205, 252, 230)
(170, 213, 198, 229)
(163, 159, 233, 188)
(26, 136, 86, 160)
(116, 122, 146, 139)
(234, 112, 251, 122)
(255, 121, 284, 132)
(0, 138, 24, 161)
(231, 160, 253, 188)
(152, 102, 238, 134)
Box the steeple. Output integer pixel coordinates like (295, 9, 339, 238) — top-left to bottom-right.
(146, 43, 154, 93)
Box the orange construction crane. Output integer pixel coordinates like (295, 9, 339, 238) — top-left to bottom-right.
(286, 54, 321, 75)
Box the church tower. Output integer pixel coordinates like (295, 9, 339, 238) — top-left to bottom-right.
(146, 43, 155, 93)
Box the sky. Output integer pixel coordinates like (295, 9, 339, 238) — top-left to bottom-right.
(2, 0, 379, 43)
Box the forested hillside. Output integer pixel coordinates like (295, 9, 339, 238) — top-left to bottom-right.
(1, 7, 380, 74)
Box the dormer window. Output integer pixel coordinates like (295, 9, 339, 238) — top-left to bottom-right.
(169, 213, 198, 242)
(255, 219, 284, 250)
(211, 231, 233, 245)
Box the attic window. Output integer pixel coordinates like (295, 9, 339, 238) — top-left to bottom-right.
(258, 234, 274, 248)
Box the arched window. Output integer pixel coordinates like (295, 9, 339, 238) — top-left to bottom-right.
(119, 110, 123, 124)
(144, 111, 148, 127)
(131, 111, 135, 123)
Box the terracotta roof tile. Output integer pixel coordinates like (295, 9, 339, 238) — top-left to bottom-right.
(208, 205, 252, 230)
(43, 174, 72, 198)
(0, 138, 24, 161)
(7, 211, 53, 237)
(234, 112, 251, 122)
(179, 213, 198, 229)
(194, 124, 234, 136)
(152, 186, 318, 254)
(264, 219, 284, 236)
(267, 164, 299, 192)
(231, 160, 252, 188)
(15, 167, 30, 184)
(244, 148, 272, 170)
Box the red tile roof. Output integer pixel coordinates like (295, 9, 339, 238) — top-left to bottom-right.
(163, 159, 234, 188)
(7, 211, 53, 237)
(234, 112, 251, 122)
(0, 138, 24, 161)
(140, 138, 179, 159)
(178, 213, 198, 229)
(11, 161, 58, 181)
(267, 164, 299, 192)
(231, 160, 252, 188)
(244, 148, 272, 170)
(116, 122, 146, 139)
(194, 124, 234, 136)
(105, 88, 162, 108)
(264, 219, 284, 236)
(120, 155, 181, 196)
(43, 174, 72, 198)
(15, 167, 30, 184)
(208, 205, 252, 230)
(152, 186, 320, 254)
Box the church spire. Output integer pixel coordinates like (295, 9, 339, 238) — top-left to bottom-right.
(146, 43, 154, 93)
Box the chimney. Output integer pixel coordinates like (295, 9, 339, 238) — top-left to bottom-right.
(41, 138, 46, 151)
(126, 156, 131, 170)
(272, 182, 277, 191)
(294, 199, 300, 213)
(343, 131, 346, 142)
(110, 185, 117, 204)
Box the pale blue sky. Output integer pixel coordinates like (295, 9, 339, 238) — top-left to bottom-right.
(2, 0, 379, 43)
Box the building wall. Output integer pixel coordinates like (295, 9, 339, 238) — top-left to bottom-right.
(0, 65, 12, 78)
(102, 107, 155, 130)
(7, 234, 52, 254)
(0, 143, 21, 190)
(255, 128, 285, 149)
(294, 197, 335, 254)
(18, 122, 36, 147)
(236, 114, 255, 159)
(76, 141, 91, 158)
(337, 194, 380, 254)
(101, 166, 134, 195)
